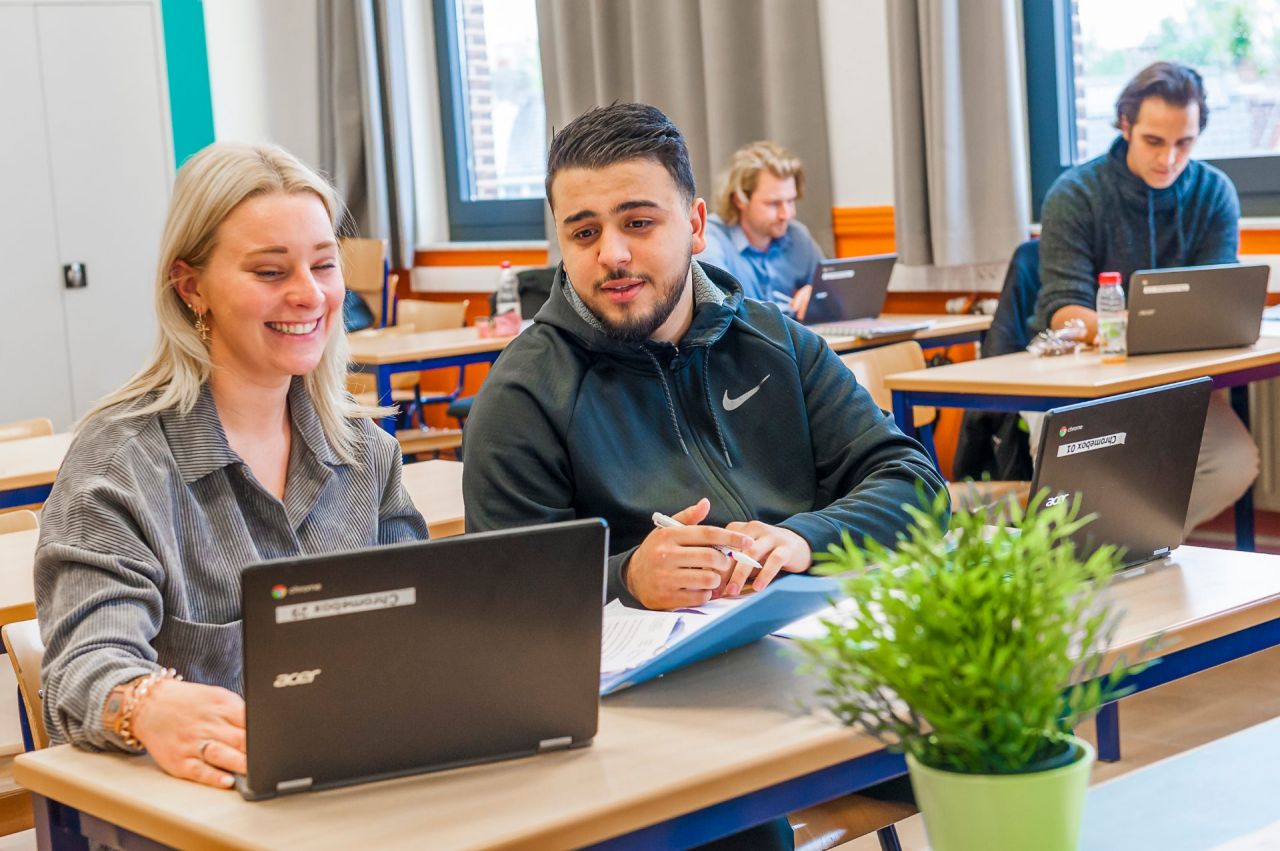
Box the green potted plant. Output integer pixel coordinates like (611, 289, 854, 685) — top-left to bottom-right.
(798, 491, 1146, 851)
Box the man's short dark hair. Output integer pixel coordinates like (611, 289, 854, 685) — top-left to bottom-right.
(545, 103, 696, 207)
(1114, 61, 1209, 132)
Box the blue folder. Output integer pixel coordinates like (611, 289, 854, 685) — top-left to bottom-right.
(600, 575, 845, 696)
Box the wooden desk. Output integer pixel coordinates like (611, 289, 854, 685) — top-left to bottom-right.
(885, 336, 1280, 550)
(0, 529, 37, 626)
(347, 315, 991, 434)
(400, 459, 464, 538)
(16, 545, 1280, 850)
(0, 433, 72, 511)
(822, 313, 992, 354)
(348, 327, 515, 434)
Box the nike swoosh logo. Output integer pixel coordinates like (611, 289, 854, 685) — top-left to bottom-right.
(722, 375, 770, 411)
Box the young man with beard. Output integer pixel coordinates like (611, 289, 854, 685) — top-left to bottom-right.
(463, 103, 943, 616)
(700, 140, 824, 318)
(1033, 61, 1258, 529)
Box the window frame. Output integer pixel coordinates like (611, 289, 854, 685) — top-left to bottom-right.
(1024, 0, 1280, 219)
(431, 0, 546, 241)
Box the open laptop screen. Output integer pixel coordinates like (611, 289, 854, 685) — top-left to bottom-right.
(1030, 378, 1211, 567)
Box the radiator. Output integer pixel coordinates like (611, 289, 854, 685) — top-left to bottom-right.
(1251, 378, 1280, 511)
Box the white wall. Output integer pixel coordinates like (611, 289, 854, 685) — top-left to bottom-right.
(818, 0, 896, 208)
(203, 0, 321, 167)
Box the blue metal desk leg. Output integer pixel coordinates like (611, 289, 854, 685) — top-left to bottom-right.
(1229, 385, 1256, 552)
(32, 794, 88, 851)
(376, 366, 397, 435)
(1096, 701, 1121, 762)
(891, 391, 918, 441)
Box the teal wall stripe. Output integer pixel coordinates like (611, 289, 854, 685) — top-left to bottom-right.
(160, 0, 215, 166)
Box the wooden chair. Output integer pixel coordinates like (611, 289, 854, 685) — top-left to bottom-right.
(340, 237, 393, 328)
(0, 621, 41, 835)
(839, 343, 1027, 513)
(839, 341, 937, 433)
(0, 419, 53, 443)
(0, 512, 36, 535)
(2, 621, 45, 753)
(791, 792, 917, 851)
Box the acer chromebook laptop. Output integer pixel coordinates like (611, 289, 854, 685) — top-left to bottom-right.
(1029, 378, 1212, 568)
(801, 253, 932, 338)
(1127, 262, 1270, 355)
(237, 519, 608, 800)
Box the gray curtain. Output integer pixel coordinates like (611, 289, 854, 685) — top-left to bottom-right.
(318, 0, 417, 269)
(887, 0, 1029, 268)
(535, 0, 835, 257)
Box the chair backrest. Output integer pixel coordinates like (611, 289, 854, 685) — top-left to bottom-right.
(839, 342, 927, 413)
(340, 237, 390, 325)
(984, 238, 1042, 357)
(3, 620, 47, 750)
(0, 418, 53, 443)
(395, 299, 470, 332)
(0, 511, 37, 535)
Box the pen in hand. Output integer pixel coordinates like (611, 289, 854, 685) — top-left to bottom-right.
(651, 512, 763, 573)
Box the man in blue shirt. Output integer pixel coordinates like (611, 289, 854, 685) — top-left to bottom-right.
(700, 141, 824, 318)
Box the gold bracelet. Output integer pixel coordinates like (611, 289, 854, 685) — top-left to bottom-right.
(117, 668, 182, 751)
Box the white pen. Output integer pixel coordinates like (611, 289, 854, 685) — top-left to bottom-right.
(651, 512, 764, 571)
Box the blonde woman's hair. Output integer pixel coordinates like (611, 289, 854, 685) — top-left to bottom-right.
(83, 142, 385, 463)
(714, 141, 806, 226)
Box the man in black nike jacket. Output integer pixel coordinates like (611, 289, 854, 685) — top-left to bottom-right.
(463, 102, 945, 613)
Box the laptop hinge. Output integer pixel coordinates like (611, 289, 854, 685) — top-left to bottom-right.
(538, 736, 573, 753)
(276, 777, 314, 794)
(1153, 547, 1171, 558)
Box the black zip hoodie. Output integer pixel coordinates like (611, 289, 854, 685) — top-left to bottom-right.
(462, 261, 947, 607)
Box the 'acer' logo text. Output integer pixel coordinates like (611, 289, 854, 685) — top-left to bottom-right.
(273, 669, 321, 688)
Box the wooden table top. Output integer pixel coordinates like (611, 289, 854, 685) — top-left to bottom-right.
(347, 326, 514, 366)
(346, 314, 992, 366)
(400, 460, 463, 539)
(822, 313, 993, 353)
(884, 335, 1280, 398)
(0, 433, 72, 492)
(14, 544, 1280, 850)
(0, 529, 37, 625)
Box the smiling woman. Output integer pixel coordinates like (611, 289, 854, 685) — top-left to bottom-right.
(33, 143, 428, 790)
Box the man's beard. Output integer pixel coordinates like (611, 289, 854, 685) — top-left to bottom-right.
(591, 259, 690, 344)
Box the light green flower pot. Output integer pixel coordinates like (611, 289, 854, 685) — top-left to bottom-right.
(906, 736, 1095, 851)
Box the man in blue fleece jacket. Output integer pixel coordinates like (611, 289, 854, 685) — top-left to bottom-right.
(463, 103, 945, 613)
(1033, 61, 1258, 529)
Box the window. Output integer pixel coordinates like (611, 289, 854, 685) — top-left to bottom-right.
(434, 0, 547, 240)
(1025, 0, 1280, 217)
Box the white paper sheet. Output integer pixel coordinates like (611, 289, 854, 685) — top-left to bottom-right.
(600, 600, 683, 674)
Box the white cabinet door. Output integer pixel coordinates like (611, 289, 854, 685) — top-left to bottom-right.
(0, 4, 75, 427)
(37, 2, 173, 418)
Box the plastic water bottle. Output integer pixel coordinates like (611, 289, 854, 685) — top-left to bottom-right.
(1096, 271, 1127, 363)
(493, 260, 521, 336)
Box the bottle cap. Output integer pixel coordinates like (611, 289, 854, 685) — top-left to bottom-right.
(500, 260, 512, 268)
(1098, 272, 1121, 286)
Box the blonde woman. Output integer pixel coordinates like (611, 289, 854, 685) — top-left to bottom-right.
(699, 140, 824, 318)
(34, 143, 427, 789)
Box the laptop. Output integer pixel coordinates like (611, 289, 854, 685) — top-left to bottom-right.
(1127, 263, 1270, 355)
(1030, 378, 1211, 568)
(802, 253, 932, 338)
(237, 519, 608, 800)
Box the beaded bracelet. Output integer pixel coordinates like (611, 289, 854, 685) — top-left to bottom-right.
(117, 668, 182, 751)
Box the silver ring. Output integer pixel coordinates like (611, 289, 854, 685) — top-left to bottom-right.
(198, 739, 215, 762)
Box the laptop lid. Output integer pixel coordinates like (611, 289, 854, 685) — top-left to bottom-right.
(802, 253, 897, 325)
(238, 519, 608, 800)
(1029, 378, 1211, 567)
(1127, 263, 1270, 355)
